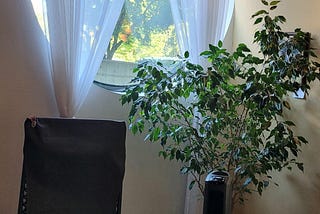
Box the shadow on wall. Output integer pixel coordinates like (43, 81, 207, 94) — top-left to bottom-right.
(286, 81, 320, 213)
(236, 81, 320, 214)
(286, 172, 320, 213)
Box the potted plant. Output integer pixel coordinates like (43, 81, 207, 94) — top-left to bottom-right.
(121, 0, 320, 212)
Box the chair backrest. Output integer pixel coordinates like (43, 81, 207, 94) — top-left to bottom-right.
(18, 118, 126, 214)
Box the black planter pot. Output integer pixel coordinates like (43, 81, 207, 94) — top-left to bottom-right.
(203, 171, 231, 214)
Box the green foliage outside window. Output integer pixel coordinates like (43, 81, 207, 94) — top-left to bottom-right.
(106, 0, 178, 62)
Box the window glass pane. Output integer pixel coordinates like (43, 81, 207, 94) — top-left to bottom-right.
(95, 0, 178, 89)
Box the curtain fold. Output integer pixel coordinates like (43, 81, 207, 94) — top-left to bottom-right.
(170, 0, 234, 65)
(44, 0, 125, 117)
(169, 0, 234, 213)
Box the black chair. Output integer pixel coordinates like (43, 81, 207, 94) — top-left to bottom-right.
(18, 117, 126, 214)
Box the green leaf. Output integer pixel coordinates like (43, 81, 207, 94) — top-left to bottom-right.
(310, 51, 317, 58)
(144, 133, 151, 141)
(132, 91, 139, 101)
(200, 50, 212, 56)
(131, 124, 138, 134)
(261, 0, 269, 6)
(218, 40, 223, 48)
(283, 120, 295, 126)
(181, 167, 188, 174)
(251, 10, 268, 18)
(270, 5, 277, 10)
(258, 181, 264, 195)
(209, 44, 218, 52)
(184, 51, 189, 58)
(159, 151, 167, 159)
(297, 136, 308, 144)
(176, 150, 182, 160)
(189, 180, 196, 190)
(277, 15, 286, 23)
(121, 96, 127, 105)
(164, 113, 170, 121)
(238, 43, 251, 52)
(254, 17, 263, 25)
(297, 163, 304, 172)
(290, 148, 298, 157)
(270, 1, 280, 6)
(313, 61, 320, 67)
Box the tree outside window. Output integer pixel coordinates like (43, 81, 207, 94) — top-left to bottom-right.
(104, 0, 178, 62)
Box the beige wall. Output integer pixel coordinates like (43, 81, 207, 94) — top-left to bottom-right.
(234, 0, 320, 213)
(0, 1, 59, 213)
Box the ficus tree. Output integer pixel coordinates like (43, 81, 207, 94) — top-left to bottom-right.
(121, 0, 320, 208)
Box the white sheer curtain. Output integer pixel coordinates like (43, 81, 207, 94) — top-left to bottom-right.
(169, 0, 234, 213)
(43, 0, 124, 117)
(170, 0, 233, 65)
